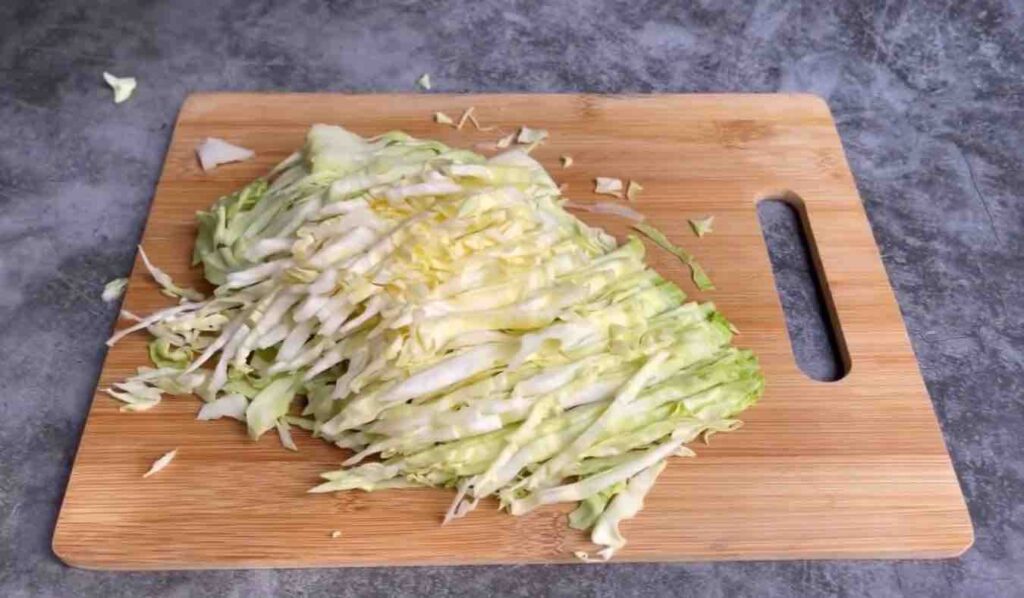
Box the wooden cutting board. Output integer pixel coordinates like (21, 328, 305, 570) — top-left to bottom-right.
(53, 94, 972, 569)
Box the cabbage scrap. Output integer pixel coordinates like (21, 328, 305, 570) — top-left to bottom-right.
(467, 113, 495, 132)
(102, 277, 128, 302)
(632, 223, 715, 291)
(594, 177, 623, 198)
(277, 418, 299, 451)
(689, 216, 714, 237)
(108, 124, 760, 558)
(516, 126, 548, 144)
(456, 107, 475, 131)
(103, 72, 136, 103)
(104, 381, 162, 412)
(197, 393, 248, 421)
(591, 459, 666, 559)
(137, 245, 205, 302)
(626, 180, 643, 202)
(196, 137, 255, 172)
(143, 449, 178, 478)
(564, 200, 645, 222)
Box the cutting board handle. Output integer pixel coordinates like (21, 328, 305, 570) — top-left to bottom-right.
(769, 180, 912, 387)
(756, 192, 849, 381)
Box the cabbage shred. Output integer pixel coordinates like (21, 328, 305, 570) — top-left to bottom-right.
(109, 124, 763, 559)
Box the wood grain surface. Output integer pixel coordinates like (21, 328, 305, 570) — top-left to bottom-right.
(52, 93, 972, 569)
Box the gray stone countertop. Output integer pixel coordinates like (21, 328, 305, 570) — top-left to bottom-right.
(1, 1, 1021, 596)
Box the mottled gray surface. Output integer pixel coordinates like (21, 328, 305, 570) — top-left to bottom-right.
(1, 0, 1022, 596)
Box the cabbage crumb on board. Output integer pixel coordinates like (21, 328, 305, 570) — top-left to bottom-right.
(563, 200, 645, 222)
(143, 449, 178, 478)
(633, 223, 715, 292)
(107, 123, 762, 559)
(625, 180, 643, 202)
(594, 177, 623, 198)
(196, 138, 255, 172)
(456, 107, 475, 130)
(516, 126, 548, 144)
(689, 216, 715, 238)
(496, 133, 515, 148)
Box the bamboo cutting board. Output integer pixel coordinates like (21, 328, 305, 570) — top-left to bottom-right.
(53, 94, 972, 569)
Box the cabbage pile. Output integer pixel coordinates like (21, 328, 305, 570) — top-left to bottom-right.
(107, 124, 763, 560)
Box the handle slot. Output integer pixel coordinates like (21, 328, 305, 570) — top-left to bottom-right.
(757, 194, 848, 382)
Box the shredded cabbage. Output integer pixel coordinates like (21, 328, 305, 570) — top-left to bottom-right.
(197, 393, 248, 421)
(277, 418, 299, 451)
(137, 245, 205, 301)
(108, 123, 761, 559)
(591, 459, 666, 560)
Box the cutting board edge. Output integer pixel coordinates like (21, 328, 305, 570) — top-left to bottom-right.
(52, 530, 975, 571)
(179, 90, 836, 111)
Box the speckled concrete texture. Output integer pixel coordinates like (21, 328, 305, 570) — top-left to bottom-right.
(1, 1, 1022, 596)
